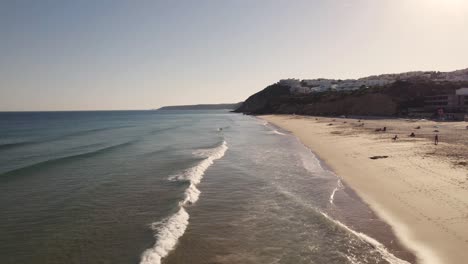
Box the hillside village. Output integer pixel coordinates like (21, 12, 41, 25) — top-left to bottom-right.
(235, 68, 468, 120)
(282, 68, 468, 94)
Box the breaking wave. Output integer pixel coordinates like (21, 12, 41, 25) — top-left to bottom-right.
(268, 130, 286, 136)
(140, 140, 228, 264)
(140, 208, 189, 264)
(329, 179, 344, 205)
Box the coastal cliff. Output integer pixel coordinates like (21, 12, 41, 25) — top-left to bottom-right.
(235, 80, 468, 116)
(234, 84, 291, 114)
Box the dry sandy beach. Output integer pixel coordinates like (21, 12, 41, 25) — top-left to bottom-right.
(260, 115, 468, 264)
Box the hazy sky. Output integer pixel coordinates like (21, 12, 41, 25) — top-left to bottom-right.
(1, 0, 467, 111)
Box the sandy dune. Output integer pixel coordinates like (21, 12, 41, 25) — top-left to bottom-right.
(260, 115, 468, 264)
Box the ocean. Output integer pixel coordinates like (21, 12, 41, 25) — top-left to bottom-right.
(0, 110, 413, 264)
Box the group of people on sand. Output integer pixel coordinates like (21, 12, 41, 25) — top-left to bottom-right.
(325, 118, 441, 145)
(367, 123, 439, 145)
(390, 130, 439, 145)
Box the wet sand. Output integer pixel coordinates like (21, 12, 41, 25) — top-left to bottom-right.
(260, 115, 468, 264)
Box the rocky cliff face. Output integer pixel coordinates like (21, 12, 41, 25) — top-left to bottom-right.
(233, 84, 291, 114)
(235, 80, 468, 116)
(297, 93, 397, 116)
(238, 92, 398, 116)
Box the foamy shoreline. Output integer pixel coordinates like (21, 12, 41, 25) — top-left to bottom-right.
(260, 115, 468, 264)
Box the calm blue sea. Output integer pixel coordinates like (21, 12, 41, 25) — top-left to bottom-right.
(0, 110, 411, 264)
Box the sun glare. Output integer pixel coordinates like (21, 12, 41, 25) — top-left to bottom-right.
(413, 0, 468, 18)
(425, 0, 465, 8)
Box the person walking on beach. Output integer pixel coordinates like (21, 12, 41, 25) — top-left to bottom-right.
(434, 134, 439, 145)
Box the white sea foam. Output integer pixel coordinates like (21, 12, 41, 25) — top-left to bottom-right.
(329, 179, 343, 204)
(366, 201, 444, 264)
(320, 212, 411, 264)
(182, 183, 201, 205)
(141, 141, 228, 264)
(170, 141, 228, 186)
(277, 184, 410, 264)
(140, 207, 189, 264)
(192, 141, 227, 158)
(180, 141, 227, 205)
(261, 119, 286, 135)
(296, 141, 330, 176)
(267, 130, 286, 136)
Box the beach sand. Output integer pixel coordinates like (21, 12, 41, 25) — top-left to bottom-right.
(260, 115, 468, 264)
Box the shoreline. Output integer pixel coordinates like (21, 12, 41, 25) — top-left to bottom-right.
(260, 115, 468, 264)
(268, 120, 416, 263)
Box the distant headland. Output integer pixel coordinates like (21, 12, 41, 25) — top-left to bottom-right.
(158, 102, 242, 111)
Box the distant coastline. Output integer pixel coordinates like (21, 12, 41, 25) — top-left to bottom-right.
(158, 102, 242, 111)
